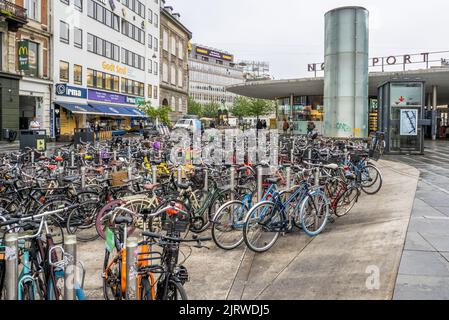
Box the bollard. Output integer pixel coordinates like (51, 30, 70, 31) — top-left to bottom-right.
(70, 151, 75, 168)
(64, 235, 77, 300)
(128, 145, 132, 162)
(113, 151, 117, 161)
(5, 233, 18, 300)
(125, 237, 138, 300)
(31, 151, 35, 164)
(203, 168, 209, 192)
(177, 167, 182, 184)
(128, 166, 133, 191)
(291, 138, 295, 164)
(80, 167, 86, 189)
(152, 166, 157, 185)
(308, 149, 312, 169)
(230, 166, 235, 201)
(286, 166, 292, 190)
(257, 166, 263, 202)
(98, 151, 103, 166)
(314, 166, 320, 186)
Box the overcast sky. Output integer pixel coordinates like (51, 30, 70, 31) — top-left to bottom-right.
(166, 0, 449, 79)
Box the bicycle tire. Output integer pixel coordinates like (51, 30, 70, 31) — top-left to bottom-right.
(66, 200, 101, 242)
(211, 200, 247, 250)
(299, 190, 329, 237)
(361, 165, 383, 195)
(334, 187, 359, 217)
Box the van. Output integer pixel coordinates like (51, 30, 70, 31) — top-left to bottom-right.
(174, 117, 201, 133)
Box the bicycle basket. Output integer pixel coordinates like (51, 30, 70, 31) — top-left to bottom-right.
(161, 210, 190, 233)
(111, 170, 128, 187)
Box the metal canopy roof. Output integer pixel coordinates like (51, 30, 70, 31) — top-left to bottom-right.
(227, 67, 449, 105)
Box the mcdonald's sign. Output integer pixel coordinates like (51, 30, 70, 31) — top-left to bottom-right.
(18, 40, 29, 70)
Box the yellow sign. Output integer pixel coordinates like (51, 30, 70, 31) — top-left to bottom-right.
(36, 139, 46, 151)
(102, 61, 127, 75)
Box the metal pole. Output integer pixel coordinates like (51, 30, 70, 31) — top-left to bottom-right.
(257, 166, 263, 202)
(5, 233, 18, 300)
(432, 85, 438, 141)
(286, 166, 292, 190)
(291, 138, 295, 164)
(230, 166, 235, 201)
(128, 166, 133, 191)
(203, 168, 209, 192)
(70, 151, 75, 167)
(308, 148, 312, 169)
(31, 150, 35, 164)
(152, 166, 157, 185)
(80, 166, 86, 189)
(177, 167, 182, 184)
(64, 235, 77, 301)
(125, 237, 138, 300)
(113, 151, 117, 161)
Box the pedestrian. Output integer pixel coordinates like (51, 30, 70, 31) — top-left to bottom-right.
(262, 120, 268, 129)
(210, 121, 216, 129)
(283, 118, 289, 134)
(29, 116, 41, 131)
(94, 121, 101, 141)
(256, 119, 263, 130)
(307, 121, 316, 136)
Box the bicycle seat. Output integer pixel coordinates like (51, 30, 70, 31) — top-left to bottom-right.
(114, 216, 133, 225)
(63, 176, 78, 183)
(143, 183, 160, 190)
(323, 164, 339, 170)
(266, 177, 281, 184)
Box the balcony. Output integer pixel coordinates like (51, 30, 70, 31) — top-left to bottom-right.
(0, 0, 27, 32)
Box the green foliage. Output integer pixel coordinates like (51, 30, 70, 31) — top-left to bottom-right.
(230, 97, 275, 119)
(188, 97, 203, 117)
(138, 100, 172, 126)
(202, 102, 220, 118)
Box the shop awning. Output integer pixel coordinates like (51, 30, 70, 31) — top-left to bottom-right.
(56, 102, 102, 115)
(88, 103, 147, 118)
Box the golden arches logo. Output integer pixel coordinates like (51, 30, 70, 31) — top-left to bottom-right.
(19, 46, 28, 56)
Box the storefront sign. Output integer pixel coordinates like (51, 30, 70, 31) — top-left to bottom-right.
(308, 51, 449, 75)
(18, 40, 29, 70)
(195, 46, 233, 62)
(400, 109, 418, 136)
(56, 84, 87, 99)
(88, 89, 142, 105)
(102, 61, 127, 75)
(50, 104, 55, 139)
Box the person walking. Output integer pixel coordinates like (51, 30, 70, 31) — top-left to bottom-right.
(29, 116, 41, 131)
(94, 121, 101, 141)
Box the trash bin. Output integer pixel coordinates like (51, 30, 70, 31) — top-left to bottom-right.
(74, 128, 94, 146)
(20, 130, 47, 151)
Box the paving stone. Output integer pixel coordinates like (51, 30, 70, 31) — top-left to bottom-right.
(397, 250, 449, 277)
(394, 275, 449, 300)
(419, 233, 449, 252)
(403, 232, 435, 252)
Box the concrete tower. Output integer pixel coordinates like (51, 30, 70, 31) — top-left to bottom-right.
(323, 7, 369, 138)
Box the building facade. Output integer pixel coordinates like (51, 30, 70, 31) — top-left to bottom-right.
(0, 0, 28, 139)
(17, 0, 52, 132)
(189, 43, 244, 110)
(51, 0, 160, 140)
(159, 1, 191, 122)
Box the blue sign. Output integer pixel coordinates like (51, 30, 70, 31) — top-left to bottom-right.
(88, 89, 143, 105)
(56, 84, 87, 99)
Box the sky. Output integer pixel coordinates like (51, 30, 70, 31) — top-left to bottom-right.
(166, 0, 449, 79)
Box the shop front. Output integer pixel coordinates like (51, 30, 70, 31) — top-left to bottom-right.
(52, 84, 147, 141)
(277, 96, 324, 134)
(19, 77, 52, 131)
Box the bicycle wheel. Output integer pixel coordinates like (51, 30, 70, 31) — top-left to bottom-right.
(158, 279, 188, 300)
(103, 248, 122, 300)
(243, 201, 281, 253)
(334, 187, 359, 217)
(299, 190, 329, 237)
(66, 200, 101, 242)
(212, 200, 247, 250)
(361, 165, 382, 195)
(95, 200, 123, 240)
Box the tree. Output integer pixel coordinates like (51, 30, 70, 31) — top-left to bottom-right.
(247, 98, 276, 121)
(230, 97, 252, 119)
(138, 101, 172, 126)
(188, 97, 203, 117)
(202, 102, 220, 119)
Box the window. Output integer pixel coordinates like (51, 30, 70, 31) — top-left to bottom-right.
(154, 37, 158, 51)
(24, 0, 41, 22)
(59, 61, 69, 82)
(121, 19, 145, 44)
(148, 9, 153, 23)
(87, 0, 120, 32)
(148, 59, 152, 73)
(122, 0, 146, 19)
(96, 71, 104, 89)
(154, 62, 158, 75)
(87, 69, 93, 87)
(154, 13, 158, 27)
(74, 28, 83, 48)
(148, 34, 152, 48)
(121, 77, 145, 96)
(171, 65, 176, 85)
(87, 33, 120, 62)
(162, 63, 168, 82)
(74, 0, 83, 11)
(171, 36, 176, 55)
(87, 68, 119, 92)
(60, 21, 69, 44)
(74, 65, 82, 85)
(22, 41, 39, 77)
(178, 41, 183, 60)
(162, 30, 168, 51)
(154, 86, 158, 99)
(121, 48, 145, 71)
(148, 84, 152, 98)
(178, 68, 183, 87)
(0, 33, 2, 70)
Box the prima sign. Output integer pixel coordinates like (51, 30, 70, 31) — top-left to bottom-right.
(308, 51, 449, 75)
(55, 84, 87, 99)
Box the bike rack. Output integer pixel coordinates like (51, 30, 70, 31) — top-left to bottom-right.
(5, 233, 18, 300)
(125, 237, 138, 300)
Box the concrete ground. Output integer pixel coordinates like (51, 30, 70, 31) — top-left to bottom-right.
(77, 159, 420, 300)
(387, 140, 449, 300)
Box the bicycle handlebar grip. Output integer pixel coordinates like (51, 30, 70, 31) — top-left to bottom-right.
(0, 218, 21, 227)
(142, 231, 161, 239)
